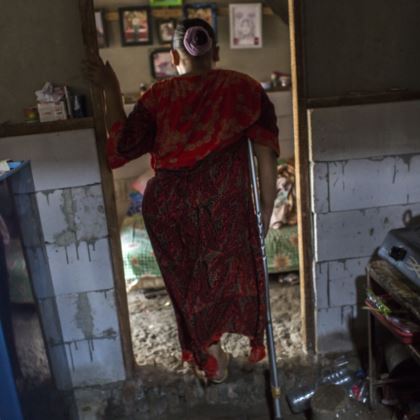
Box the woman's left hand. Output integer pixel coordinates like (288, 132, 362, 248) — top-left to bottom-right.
(82, 55, 119, 91)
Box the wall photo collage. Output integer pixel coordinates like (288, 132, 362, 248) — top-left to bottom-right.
(95, 2, 263, 80)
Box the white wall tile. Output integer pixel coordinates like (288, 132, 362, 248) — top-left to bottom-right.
(328, 258, 370, 307)
(316, 306, 355, 353)
(36, 189, 73, 244)
(314, 203, 420, 262)
(63, 338, 125, 388)
(314, 262, 329, 309)
(72, 185, 108, 241)
(328, 155, 420, 211)
(36, 185, 108, 246)
(314, 257, 369, 310)
(46, 238, 114, 296)
(311, 162, 329, 213)
(56, 289, 119, 343)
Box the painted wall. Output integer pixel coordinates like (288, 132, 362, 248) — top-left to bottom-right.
(309, 100, 420, 353)
(0, 0, 90, 123)
(95, 0, 290, 93)
(302, 0, 420, 98)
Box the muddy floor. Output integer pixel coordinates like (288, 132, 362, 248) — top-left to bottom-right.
(8, 274, 398, 419)
(128, 274, 303, 373)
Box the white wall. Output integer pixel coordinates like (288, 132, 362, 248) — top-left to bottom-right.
(309, 100, 420, 353)
(0, 130, 126, 389)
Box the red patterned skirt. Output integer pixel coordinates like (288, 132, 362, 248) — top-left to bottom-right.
(142, 140, 266, 375)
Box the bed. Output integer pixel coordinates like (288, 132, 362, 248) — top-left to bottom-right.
(120, 159, 299, 288)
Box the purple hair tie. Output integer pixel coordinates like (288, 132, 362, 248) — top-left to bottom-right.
(183, 26, 213, 57)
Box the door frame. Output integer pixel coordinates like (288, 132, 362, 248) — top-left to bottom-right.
(78, 0, 317, 381)
(78, 0, 135, 377)
(288, 0, 316, 352)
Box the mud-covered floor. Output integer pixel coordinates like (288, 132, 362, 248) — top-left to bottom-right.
(8, 275, 397, 419)
(128, 274, 302, 373)
(10, 305, 68, 420)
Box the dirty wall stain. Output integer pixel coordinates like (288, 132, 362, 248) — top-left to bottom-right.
(52, 185, 107, 264)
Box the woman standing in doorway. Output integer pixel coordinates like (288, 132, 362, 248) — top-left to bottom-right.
(85, 18, 279, 383)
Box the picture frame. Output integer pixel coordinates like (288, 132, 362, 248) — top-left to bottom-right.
(150, 48, 178, 80)
(156, 18, 177, 45)
(150, 0, 182, 7)
(183, 3, 217, 36)
(229, 3, 263, 49)
(119, 6, 153, 46)
(94, 9, 108, 48)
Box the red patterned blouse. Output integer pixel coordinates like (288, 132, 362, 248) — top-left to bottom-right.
(107, 69, 279, 170)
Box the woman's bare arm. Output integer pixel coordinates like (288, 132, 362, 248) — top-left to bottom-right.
(253, 143, 278, 236)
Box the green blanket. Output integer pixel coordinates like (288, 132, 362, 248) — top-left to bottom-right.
(266, 225, 299, 273)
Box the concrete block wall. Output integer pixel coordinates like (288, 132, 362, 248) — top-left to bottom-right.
(308, 100, 420, 353)
(0, 129, 126, 389)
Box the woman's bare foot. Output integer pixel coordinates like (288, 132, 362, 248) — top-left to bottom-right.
(208, 342, 229, 383)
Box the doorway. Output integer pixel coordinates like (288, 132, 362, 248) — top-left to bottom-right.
(79, 0, 314, 377)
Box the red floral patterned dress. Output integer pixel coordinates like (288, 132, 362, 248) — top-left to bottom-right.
(108, 69, 279, 377)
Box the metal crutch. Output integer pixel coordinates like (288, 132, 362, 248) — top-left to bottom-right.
(247, 138, 283, 420)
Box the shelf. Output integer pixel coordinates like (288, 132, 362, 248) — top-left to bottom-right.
(0, 118, 94, 139)
(0, 161, 29, 183)
(306, 91, 420, 109)
(368, 260, 420, 324)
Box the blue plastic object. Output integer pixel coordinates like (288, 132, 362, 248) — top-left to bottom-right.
(7, 161, 23, 170)
(0, 324, 23, 420)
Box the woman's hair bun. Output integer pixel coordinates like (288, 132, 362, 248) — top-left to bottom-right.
(183, 26, 213, 56)
(173, 19, 216, 57)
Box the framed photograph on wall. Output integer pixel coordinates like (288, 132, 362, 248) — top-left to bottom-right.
(156, 18, 177, 44)
(95, 9, 108, 48)
(229, 3, 263, 49)
(183, 3, 217, 35)
(119, 6, 153, 46)
(150, 48, 177, 79)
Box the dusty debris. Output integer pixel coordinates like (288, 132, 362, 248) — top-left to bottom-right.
(311, 384, 349, 419)
(128, 281, 303, 372)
